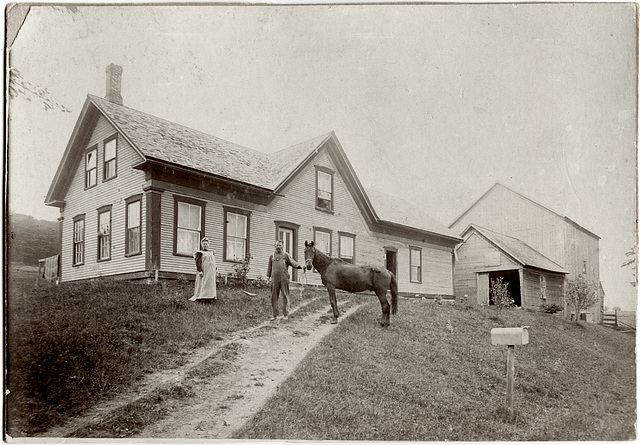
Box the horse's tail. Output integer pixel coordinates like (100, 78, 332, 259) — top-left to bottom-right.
(390, 272, 398, 315)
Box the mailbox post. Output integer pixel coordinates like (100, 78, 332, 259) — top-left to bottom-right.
(491, 327, 529, 417)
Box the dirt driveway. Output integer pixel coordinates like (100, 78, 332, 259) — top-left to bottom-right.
(41, 298, 366, 440)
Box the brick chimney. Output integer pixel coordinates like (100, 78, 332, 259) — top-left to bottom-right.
(105, 64, 123, 105)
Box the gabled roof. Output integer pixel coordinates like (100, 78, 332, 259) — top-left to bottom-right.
(461, 224, 568, 274)
(449, 182, 600, 240)
(46, 94, 460, 244)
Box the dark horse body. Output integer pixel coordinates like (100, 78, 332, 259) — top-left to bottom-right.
(304, 241, 398, 326)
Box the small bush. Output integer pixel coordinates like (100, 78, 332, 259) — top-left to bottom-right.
(541, 303, 563, 314)
(490, 277, 514, 309)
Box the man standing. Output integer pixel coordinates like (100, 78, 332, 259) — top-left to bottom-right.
(267, 240, 303, 321)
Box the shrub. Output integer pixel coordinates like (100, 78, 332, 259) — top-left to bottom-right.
(541, 303, 563, 314)
(490, 277, 514, 309)
(233, 255, 253, 286)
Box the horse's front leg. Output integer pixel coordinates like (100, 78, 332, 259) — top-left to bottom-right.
(327, 285, 339, 324)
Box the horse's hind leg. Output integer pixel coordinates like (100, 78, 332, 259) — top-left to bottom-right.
(375, 288, 391, 327)
(327, 285, 339, 324)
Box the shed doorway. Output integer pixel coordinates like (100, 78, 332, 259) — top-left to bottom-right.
(489, 270, 522, 307)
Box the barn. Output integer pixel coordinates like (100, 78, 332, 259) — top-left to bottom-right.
(454, 225, 568, 309)
(44, 64, 462, 297)
(449, 183, 603, 321)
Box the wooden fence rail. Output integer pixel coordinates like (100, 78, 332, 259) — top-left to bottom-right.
(601, 311, 618, 327)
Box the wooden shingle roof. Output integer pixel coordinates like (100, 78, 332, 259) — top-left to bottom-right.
(366, 189, 461, 240)
(90, 95, 274, 189)
(464, 224, 568, 273)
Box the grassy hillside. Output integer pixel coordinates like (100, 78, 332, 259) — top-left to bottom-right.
(5, 276, 327, 436)
(236, 299, 636, 441)
(7, 213, 60, 266)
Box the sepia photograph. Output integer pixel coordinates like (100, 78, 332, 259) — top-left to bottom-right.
(5, 2, 637, 441)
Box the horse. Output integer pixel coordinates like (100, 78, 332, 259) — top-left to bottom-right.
(303, 240, 398, 326)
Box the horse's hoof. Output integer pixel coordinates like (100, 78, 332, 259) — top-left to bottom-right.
(331, 318, 338, 324)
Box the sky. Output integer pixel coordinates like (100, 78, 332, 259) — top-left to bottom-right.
(6, 3, 638, 310)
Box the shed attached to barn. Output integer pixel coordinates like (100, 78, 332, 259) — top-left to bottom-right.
(454, 225, 568, 309)
(449, 182, 603, 321)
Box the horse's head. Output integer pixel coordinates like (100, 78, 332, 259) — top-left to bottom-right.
(303, 240, 315, 270)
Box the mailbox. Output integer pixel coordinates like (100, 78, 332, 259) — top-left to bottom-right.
(491, 327, 529, 346)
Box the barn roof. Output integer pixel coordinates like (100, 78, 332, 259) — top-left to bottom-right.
(462, 224, 568, 274)
(46, 94, 461, 244)
(449, 182, 600, 240)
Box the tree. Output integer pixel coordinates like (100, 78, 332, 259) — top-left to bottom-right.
(564, 275, 600, 323)
(621, 246, 637, 287)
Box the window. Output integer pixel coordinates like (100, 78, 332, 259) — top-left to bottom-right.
(125, 195, 142, 256)
(174, 197, 205, 256)
(97, 206, 112, 261)
(316, 167, 334, 211)
(314, 228, 331, 255)
(103, 136, 117, 180)
(540, 275, 547, 300)
(224, 207, 250, 261)
(85, 147, 97, 188)
(582, 261, 587, 274)
(339, 232, 355, 263)
(73, 215, 85, 266)
(313, 228, 331, 273)
(410, 247, 422, 283)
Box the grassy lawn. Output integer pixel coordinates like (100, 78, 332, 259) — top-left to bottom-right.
(235, 298, 636, 441)
(5, 269, 326, 436)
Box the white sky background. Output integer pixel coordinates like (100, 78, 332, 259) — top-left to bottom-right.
(7, 3, 638, 310)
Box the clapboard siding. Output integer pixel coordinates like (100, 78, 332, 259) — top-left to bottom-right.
(453, 232, 519, 300)
(60, 116, 147, 281)
(153, 148, 455, 295)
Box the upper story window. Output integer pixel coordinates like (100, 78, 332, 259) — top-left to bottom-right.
(582, 261, 587, 275)
(410, 246, 422, 283)
(73, 215, 85, 266)
(85, 147, 97, 189)
(316, 167, 334, 212)
(103, 136, 117, 181)
(339, 232, 355, 264)
(224, 207, 250, 262)
(97, 206, 112, 261)
(125, 195, 142, 256)
(174, 196, 205, 256)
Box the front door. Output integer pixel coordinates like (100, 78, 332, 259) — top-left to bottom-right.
(385, 249, 397, 278)
(278, 227, 296, 281)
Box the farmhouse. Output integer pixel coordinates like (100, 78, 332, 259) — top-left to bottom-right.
(449, 183, 603, 321)
(45, 64, 462, 297)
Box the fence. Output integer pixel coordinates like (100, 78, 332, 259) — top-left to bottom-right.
(36, 255, 60, 285)
(602, 310, 636, 332)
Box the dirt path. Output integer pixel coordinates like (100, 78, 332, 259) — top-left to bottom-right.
(41, 298, 366, 440)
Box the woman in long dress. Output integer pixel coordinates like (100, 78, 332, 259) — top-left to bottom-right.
(189, 237, 217, 301)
